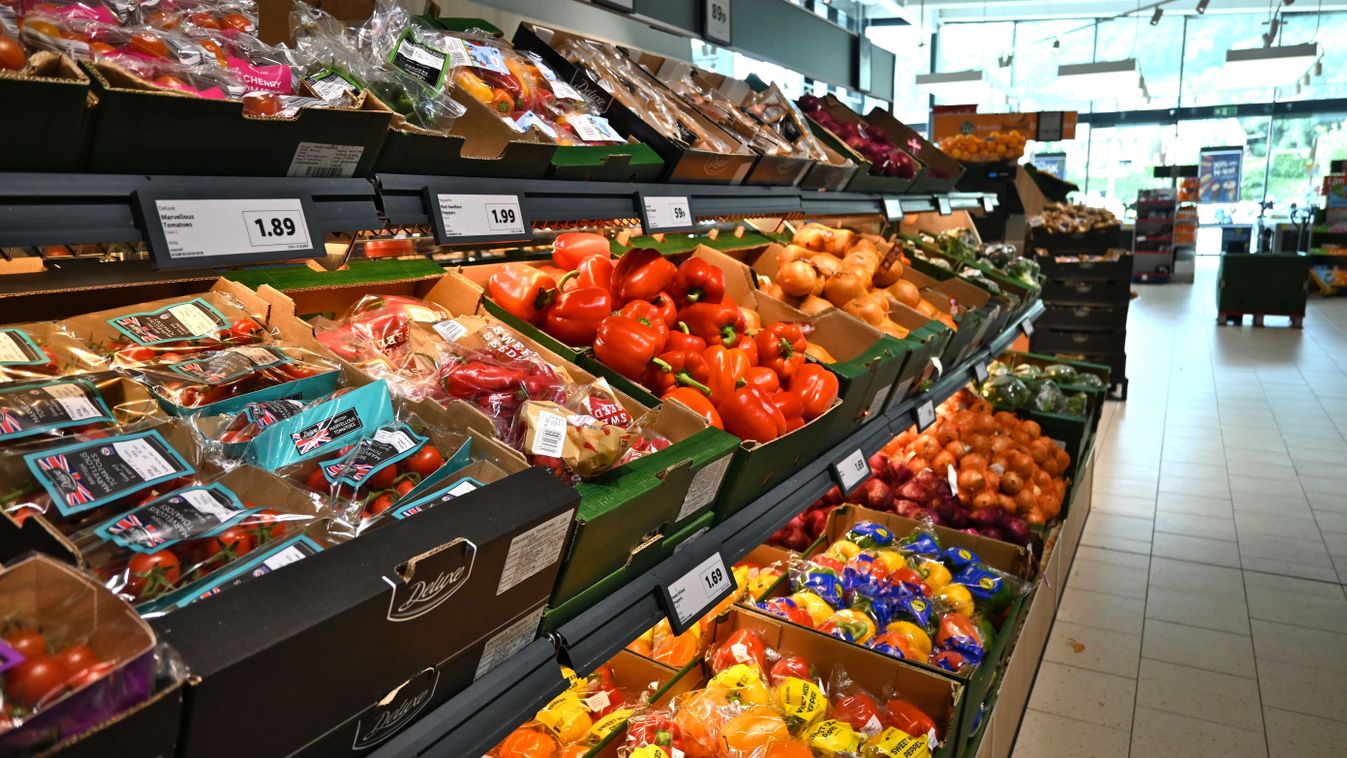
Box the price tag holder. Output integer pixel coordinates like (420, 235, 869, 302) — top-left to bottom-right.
(936, 196, 953, 216)
(915, 400, 937, 432)
(637, 193, 697, 234)
(830, 448, 871, 495)
(134, 187, 323, 271)
(704, 0, 731, 46)
(982, 195, 996, 213)
(1021, 320, 1036, 337)
(658, 550, 736, 635)
(882, 197, 904, 222)
(974, 360, 990, 383)
(424, 190, 533, 246)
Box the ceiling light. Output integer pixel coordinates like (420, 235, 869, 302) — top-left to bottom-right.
(1196, 0, 1210, 13)
(915, 69, 1003, 102)
(1150, 7, 1163, 25)
(1223, 43, 1320, 88)
(1056, 59, 1146, 100)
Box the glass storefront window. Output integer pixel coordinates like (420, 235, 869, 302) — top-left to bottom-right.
(1180, 14, 1275, 107)
(867, 24, 931, 128)
(1010, 20, 1095, 112)
(1093, 15, 1184, 110)
(1080, 124, 1178, 219)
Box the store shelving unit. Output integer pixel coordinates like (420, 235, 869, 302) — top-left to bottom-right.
(1133, 188, 1177, 283)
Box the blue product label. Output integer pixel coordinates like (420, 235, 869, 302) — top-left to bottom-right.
(24, 430, 194, 516)
(246, 381, 393, 470)
(463, 40, 510, 75)
(164, 535, 324, 611)
(865, 636, 911, 660)
(0, 378, 114, 442)
(941, 546, 982, 571)
(168, 346, 291, 384)
(319, 423, 428, 486)
(107, 298, 228, 346)
(899, 533, 941, 557)
(845, 521, 894, 548)
(92, 484, 252, 554)
(390, 477, 483, 520)
(799, 571, 844, 608)
(0, 328, 45, 366)
(953, 564, 1004, 601)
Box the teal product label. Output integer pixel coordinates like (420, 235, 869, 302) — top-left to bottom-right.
(242, 398, 306, 429)
(168, 346, 291, 384)
(391, 477, 483, 520)
(162, 535, 324, 611)
(319, 423, 428, 486)
(178, 371, 340, 420)
(24, 430, 194, 516)
(93, 483, 252, 554)
(247, 381, 393, 470)
(106, 298, 228, 346)
(0, 378, 114, 442)
(0, 328, 45, 366)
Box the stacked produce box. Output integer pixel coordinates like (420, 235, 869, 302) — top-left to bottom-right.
(1132, 188, 1178, 282)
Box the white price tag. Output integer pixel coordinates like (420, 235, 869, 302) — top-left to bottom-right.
(704, 0, 731, 46)
(152, 198, 313, 262)
(1021, 320, 1036, 337)
(929, 356, 944, 378)
(936, 197, 953, 216)
(947, 464, 959, 496)
(974, 361, 990, 383)
(641, 195, 694, 233)
(662, 551, 735, 631)
(434, 193, 529, 242)
(915, 400, 936, 432)
(982, 195, 996, 213)
(882, 197, 904, 221)
(831, 448, 870, 495)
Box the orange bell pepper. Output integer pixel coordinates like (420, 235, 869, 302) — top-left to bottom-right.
(663, 386, 723, 429)
(788, 363, 839, 420)
(487, 263, 557, 323)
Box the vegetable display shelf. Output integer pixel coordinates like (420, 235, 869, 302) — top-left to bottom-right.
(367, 302, 1044, 758)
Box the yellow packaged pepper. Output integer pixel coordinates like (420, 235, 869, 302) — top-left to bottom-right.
(536, 692, 593, 744)
(862, 727, 932, 758)
(589, 708, 634, 742)
(936, 583, 975, 618)
(772, 677, 827, 733)
(805, 719, 865, 755)
(708, 663, 771, 705)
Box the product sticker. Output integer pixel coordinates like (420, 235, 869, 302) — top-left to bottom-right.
(319, 423, 428, 486)
(108, 298, 229, 345)
(899, 533, 941, 557)
(305, 67, 359, 102)
(462, 39, 510, 75)
(168, 346, 291, 384)
(580, 385, 632, 428)
(24, 430, 194, 516)
(286, 141, 365, 178)
(497, 508, 574, 595)
(242, 398, 306, 429)
(677, 454, 732, 522)
(530, 410, 568, 458)
(0, 379, 114, 442)
(389, 30, 449, 88)
(513, 111, 557, 139)
(93, 484, 252, 553)
(0, 640, 22, 674)
(474, 606, 545, 680)
(568, 114, 624, 143)
(291, 408, 363, 456)
(431, 318, 469, 343)
(0, 328, 44, 365)
(867, 384, 892, 419)
(954, 564, 1003, 601)
(391, 477, 482, 520)
(226, 56, 293, 95)
(172, 535, 323, 610)
(248, 381, 393, 470)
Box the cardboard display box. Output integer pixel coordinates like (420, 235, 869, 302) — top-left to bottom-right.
(372, 91, 558, 179)
(0, 53, 91, 172)
(246, 267, 738, 608)
(82, 60, 392, 177)
(578, 649, 704, 758)
(513, 23, 757, 185)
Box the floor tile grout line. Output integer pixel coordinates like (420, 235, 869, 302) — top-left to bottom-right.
(1136, 652, 1256, 681)
(1023, 705, 1134, 735)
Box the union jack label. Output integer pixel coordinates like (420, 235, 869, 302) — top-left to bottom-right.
(290, 408, 362, 457)
(23, 430, 194, 516)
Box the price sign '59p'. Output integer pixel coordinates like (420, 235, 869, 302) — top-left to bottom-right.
(140, 195, 321, 270)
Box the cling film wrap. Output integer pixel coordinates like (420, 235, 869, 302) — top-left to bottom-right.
(243, 381, 394, 471)
(0, 418, 216, 536)
(740, 84, 836, 163)
(0, 372, 165, 451)
(347, 0, 468, 130)
(311, 294, 452, 402)
(663, 69, 798, 157)
(67, 292, 272, 371)
(127, 344, 340, 416)
(0, 322, 108, 383)
(487, 661, 652, 755)
(64, 464, 328, 612)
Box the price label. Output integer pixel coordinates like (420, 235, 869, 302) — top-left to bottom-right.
(704, 0, 731, 46)
(974, 361, 990, 383)
(982, 195, 996, 213)
(136, 193, 321, 270)
(830, 448, 870, 495)
(659, 551, 736, 634)
(929, 356, 944, 379)
(1021, 320, 1036, 337)
(639, 195, 696, 234)
(915, 400, 936, 432)
(428, 192, 532, 245)
(936, 197, 953, 216)
(882, 197, 904, 221)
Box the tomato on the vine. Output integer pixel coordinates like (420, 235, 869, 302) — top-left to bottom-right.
(203, 526, 254, 561)
(365, 493, 395, 517)
(244, 508, 286, 542)
(405, 447, 444, 479)
(126, 550, 181, 600)
(5, 656, 68, 707)
(4, 629, 48, 659)
(367, 465, 398, 490)
(117, 345, 156, 364)
(393, 477, 417, 497)
(55, 644, 99, 679)
(0, 34, 21, 71)
(306, 468, 330, 492)
(227, 318, 262, 340)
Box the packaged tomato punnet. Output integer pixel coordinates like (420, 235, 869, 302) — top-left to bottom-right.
(0, 372, 165, 452)
(128, 344, 340, 414)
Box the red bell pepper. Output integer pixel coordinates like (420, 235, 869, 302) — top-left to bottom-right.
(575, 255, 614, 290)
(487, 263, 557, 324)
(649, 292, 679, 328)
(718, 385, 787, 443)
(744, 366, 780, 394)
(538, 264, 573, 290)
(669, 257, 726, 306)
(710, 629, 767, 672)
(611, 248, 677, 305)
(885, 699, 940, 740)
(552, 232, 610, 270)
(645, 350, 713, 396)
(543, 287, 612, 346)
(704, 345, 752, 405)
(738, 332, 759, 366)
(788, 363, 839, 420)
(662, 387, 723, 429)
(679, 300, 745, 348)
(617, 299, 670, 345)
(593, 316, 667, 380)
(756, 322, 808, 380)
(666, 322, 707, 353)
(770, 391, 805, 431)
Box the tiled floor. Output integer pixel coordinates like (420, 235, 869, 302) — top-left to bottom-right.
(1012, 258, 1347, 758)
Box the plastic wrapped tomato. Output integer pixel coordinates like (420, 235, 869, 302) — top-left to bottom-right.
(0, 322, 106, 382)
(70, 294, 272, 370)
(131, 345, 339, 413)
(0, 373, 165, 451)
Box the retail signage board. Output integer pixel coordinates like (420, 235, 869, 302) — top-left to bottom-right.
(1199, 147, 1243, 204)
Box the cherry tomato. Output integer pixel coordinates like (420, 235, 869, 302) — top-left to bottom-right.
(4, 629, 48, 659)
(126, 550, 181, 600)
(404, 447, 444, 479)
(88, 40, 117, 57)
(228, 318, 262, 340)
(241, 92, 281, 117)
(143, 10, 181, 29)
(197, 38, 227, 67)
(244, 508, 286, 542)
(220, 13, 254, 33)
(367, 465, 397, 490)
(305, 468, 329, 492)
(152, 75, 189, 92)
(187, 12, 221, 30)
(66, 660, 116, 690)
(0, 33, 25, 71)
(203, 526, 254, 560)
(117, 345, 156, 364)
(10, 507, 40, 526)
(128, 32, 171, 60)
(393, 477, 417, 497)
(55, 644, 100, 679)
(365, 493, 395, 517)
(21, 20, 61, 39)
(4, 656, 67, 707)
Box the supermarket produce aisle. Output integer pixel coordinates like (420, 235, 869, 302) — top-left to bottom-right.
(1013, 258, 1347, 757)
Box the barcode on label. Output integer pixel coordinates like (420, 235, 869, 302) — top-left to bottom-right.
(531, 411, 567, 459)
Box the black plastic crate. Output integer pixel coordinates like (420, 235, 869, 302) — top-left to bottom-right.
(1038, 303, 1129, 330)
(1041, 276, 1131, 305)
(1031, 326, 1126, 356)
(1033, 251, 1134, 281)
(1027, 225, 1125, 255)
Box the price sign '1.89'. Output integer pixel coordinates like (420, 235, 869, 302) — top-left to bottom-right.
(142, 196, 319, 270)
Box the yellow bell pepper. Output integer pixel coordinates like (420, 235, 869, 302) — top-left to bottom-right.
(772, 677, 827, 733)
(824, 539, 862, 562)
(916, 558, 952, 592)
(862, 727, 932, 758)
(790, 591, 837, 626)
(805, 719, 865, 756)
(884, 621, 933, 659)
(937, 583, 975, 618)
(823, 608, 876, 644)
(536, 692, 593, 744)
(629, 747, 669, 758)
(708, 663, 770, 705)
